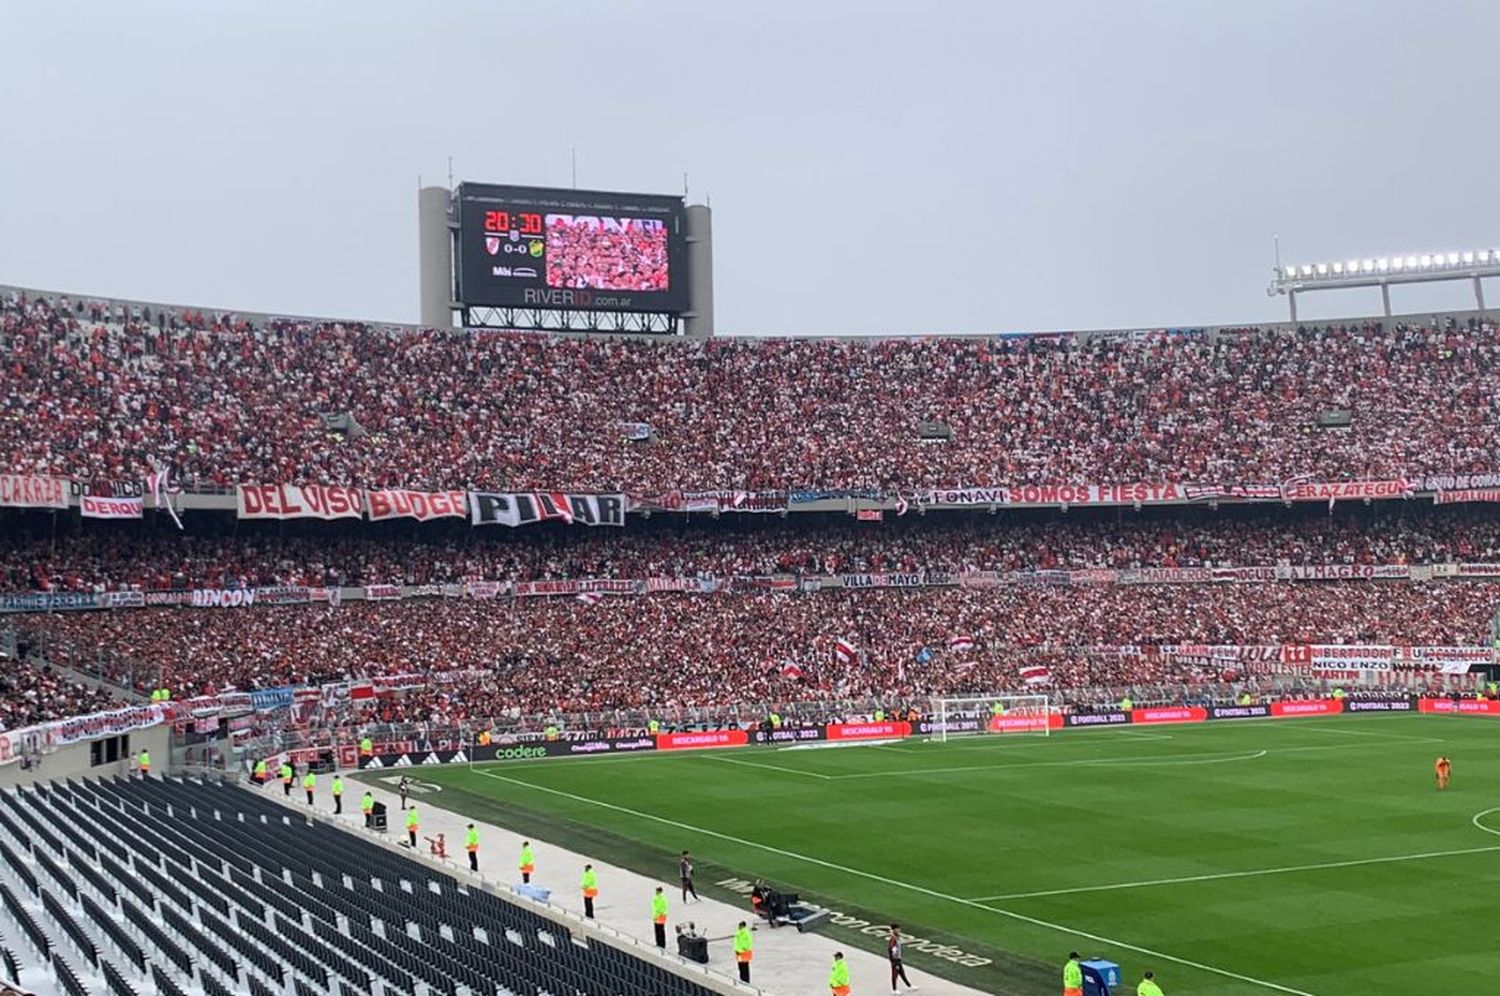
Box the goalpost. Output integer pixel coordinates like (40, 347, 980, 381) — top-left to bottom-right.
(932, 694, 1051, 743)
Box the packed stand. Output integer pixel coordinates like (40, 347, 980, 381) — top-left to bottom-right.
(0, 652, 121, 731)
(7, 503, 1500, 592)
(18, 583, 1499, 717)
(5, 288, 1500, 492)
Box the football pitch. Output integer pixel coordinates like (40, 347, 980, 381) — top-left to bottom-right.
(414, 714, 1500, 995)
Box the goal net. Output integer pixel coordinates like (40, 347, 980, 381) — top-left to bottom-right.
(932, 694, 1051, 743)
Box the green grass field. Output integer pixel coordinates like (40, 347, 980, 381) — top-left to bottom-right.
(411, 714, 1500, 995)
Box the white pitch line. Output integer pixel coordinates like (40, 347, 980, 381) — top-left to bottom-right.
(1282, 723, 1444, 744)
(1472, 808, 1500, 838)
(700, 753, 833, 780)
(967, 843, 1500, 901)
(476, 768, 1323, 996)
(830, 748, 1267, 780)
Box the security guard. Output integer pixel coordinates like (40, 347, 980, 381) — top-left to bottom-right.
(465, 824, 480, 872)
(359, 735, 373, 760)
(581, 864, 598, 919)
(1138, 970, 1165, 996)
(405, 805, 419, 848)
(302, 770, 316, 806)
(544, 724, 559, 741)
(253, 758, 268, 784)
(1119, 696, 1133, 714)
(733, 921, 754, 983)
(138, 749, 151, 777)
(331, 774, 344, 814)
(518, 841, 535, 883)
(1063, 951, 1084, 996)
(651, 886, 669, 948)
(279, 761, 293, 797)
(647, 718, 660, 735)
(829, 951, 850, 996)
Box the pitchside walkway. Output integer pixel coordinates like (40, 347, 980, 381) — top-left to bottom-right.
(260, 774, 991, 996)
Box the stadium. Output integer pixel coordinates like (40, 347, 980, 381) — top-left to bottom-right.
(4, 5, 1500, 996)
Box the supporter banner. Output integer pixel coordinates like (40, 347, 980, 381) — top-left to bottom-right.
(255, 586, 311, 606)
(620, 422, 652, 442)
(1283, 479, 1411, 502)
(366, 489, 468, 522)
(79, 494, 144, 519)
(789, 489, 883, 504)
(655, 729, 749, 751)
(1434, 489, 1500, 505)
(250, 688, 295, 711)
(1, 704, 167, 763)
(1458, 563, 1500, 578)
(513, 579, 644, 598)
(1308, 645, 1395, 669)
(237, 484, 364, 520)
(1280, 564, 1409, 581)
(0, 474, 68, 509)
(190, 588, 260, 608)
(1118, 567, 1213, 584)
(913, 483, 1207, 509)
(469, 492, 626, 528)
(839, 572, 939, 590)
(1425, 473, 1500, 492)
(1418, 697, 1500, 717)
(69, 479, 145, 499)
(1396, 646, 1492, 672)
(364, 584, 401, 601)
(103, 591, 143, 609)
(0, 592, 102, 613)
(465, 580, 505, 599)
(679, 490, 788, 514)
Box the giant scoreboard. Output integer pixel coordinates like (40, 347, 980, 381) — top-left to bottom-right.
(454, 183, 689, 314)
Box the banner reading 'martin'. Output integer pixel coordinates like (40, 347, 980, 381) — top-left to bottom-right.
(469, 492, 626, 527)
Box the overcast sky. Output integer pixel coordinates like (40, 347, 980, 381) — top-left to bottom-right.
(2, 1, 1496, 334)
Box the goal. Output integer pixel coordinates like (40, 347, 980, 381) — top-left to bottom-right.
(932, 694, 1051, 743)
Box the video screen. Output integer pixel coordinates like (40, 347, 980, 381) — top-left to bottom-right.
(545, 215, 670, 292)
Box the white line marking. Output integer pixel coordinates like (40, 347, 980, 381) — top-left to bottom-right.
(967, 843, 1500, 901)
(877, 729, 1176, 752)
(1472, 808, 1500, 838)
(1283, 723, 1444, 744)
(476, 768, 1322, 996)
(830, 749, 1267, 780)
(700, 754, 832, 780)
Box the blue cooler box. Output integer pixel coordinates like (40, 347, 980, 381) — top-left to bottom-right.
(1081, 959, 1121, 995)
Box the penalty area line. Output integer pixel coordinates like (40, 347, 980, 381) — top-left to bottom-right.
(475, 768, 1322, 996)
(967, 843, 1500, 901)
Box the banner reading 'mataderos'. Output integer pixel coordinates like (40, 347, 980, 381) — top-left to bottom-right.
(468, 492, 626, 527)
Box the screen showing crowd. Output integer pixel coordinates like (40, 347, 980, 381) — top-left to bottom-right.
(545, 215, 670, 291)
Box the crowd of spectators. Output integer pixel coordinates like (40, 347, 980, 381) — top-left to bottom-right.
(5, 288, 1499, 493)
(19, 583, 1498, 722)
(544, 215, 670, 291)
(6, 505, 1500, 592)
(0, 653, 122, 732)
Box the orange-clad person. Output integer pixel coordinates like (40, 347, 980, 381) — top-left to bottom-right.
(1435, 755, 1451, 790)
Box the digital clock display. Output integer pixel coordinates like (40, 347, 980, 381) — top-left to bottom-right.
(456, 183, 688, 314)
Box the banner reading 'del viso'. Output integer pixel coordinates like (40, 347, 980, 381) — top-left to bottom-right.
(237, 484, 364, 520)
(469, 492, 626, 527)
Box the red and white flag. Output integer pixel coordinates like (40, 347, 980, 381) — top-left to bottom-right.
(576, 591, 603, 606)
(834, 638, 859, 665)
(948, 635, 975, 652)
(1018, 664, 1052, 685)
(780, 662, 805, 680)
(856, 508, 883, 522)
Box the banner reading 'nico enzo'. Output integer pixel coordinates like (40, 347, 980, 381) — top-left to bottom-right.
(468, 492, 626, 527)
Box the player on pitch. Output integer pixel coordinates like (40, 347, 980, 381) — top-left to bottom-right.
(1435, 755, 1451, 790)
